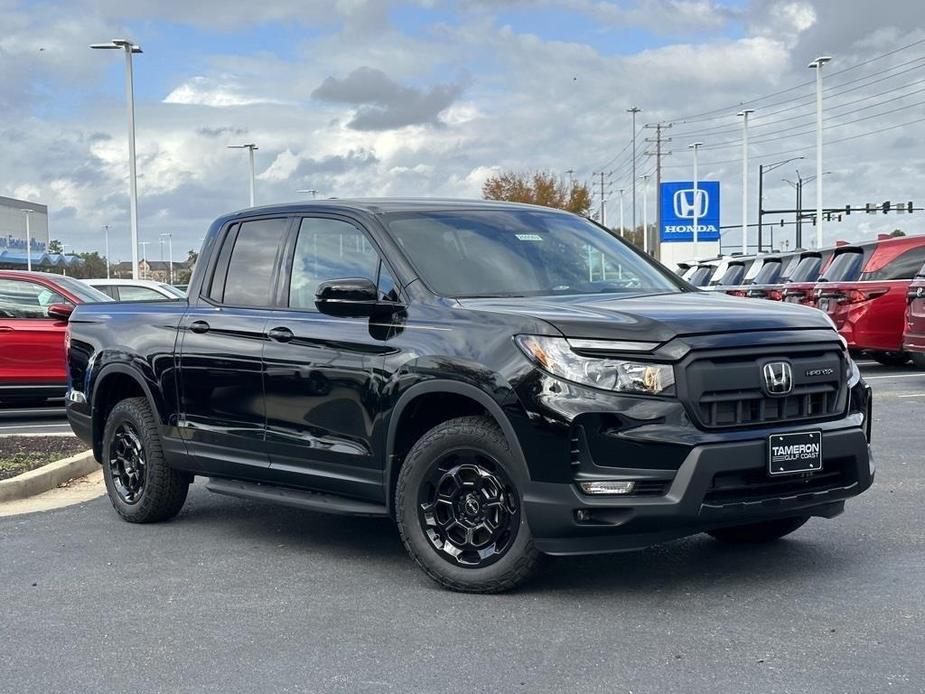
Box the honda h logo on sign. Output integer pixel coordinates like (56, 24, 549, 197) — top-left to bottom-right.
(763, 362, 793, 396)
(659, 180, 721, 243)
(673, 188, 709, 219)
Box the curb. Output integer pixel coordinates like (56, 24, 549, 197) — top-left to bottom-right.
(0, 450, 97, 503)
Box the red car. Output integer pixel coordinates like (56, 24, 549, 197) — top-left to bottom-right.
(0, 270, 111, 406)
(748, 250, 822, 301)
(814, 235, 925, 365)
(782, 248, 838, 306)
(903, 261, 925, 369)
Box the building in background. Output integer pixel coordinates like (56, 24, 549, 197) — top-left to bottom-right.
(0, 195, 81, 271)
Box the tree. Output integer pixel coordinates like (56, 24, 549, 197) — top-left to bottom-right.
(70, 252, 108, 279)
(890, 229, 906, 237)
(47, 239, 63, 254)
(482, 170, 592, 216)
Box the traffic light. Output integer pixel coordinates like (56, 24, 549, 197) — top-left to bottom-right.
(882, 201, 891, 214)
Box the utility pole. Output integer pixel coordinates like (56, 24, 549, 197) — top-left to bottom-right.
(102, 224, 111, 278)
(641, 174, 650, 254)
(627, 106, 641, 237)
(618, 188, 625, 238)
(689, 142, 703, 259)
(592, 171, 610, 226)
(809, 56, 832, 248)
(645, 122, 671, 259)
(738, 109, 754, 255)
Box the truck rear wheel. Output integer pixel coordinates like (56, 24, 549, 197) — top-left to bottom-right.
(395, 416, 540, 593)
(708, 517, 808, 544)
(102, 397, 189, 523)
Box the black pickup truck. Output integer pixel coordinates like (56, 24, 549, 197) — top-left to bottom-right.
(65, 199, 874, 592)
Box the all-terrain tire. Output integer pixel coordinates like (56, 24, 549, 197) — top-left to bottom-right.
(395, 416, 541, 593)
(102, 397, 189, 523)
(707, 516, 809, 544)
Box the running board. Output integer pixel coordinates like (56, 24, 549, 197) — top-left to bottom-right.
(205, 478, 388, 517)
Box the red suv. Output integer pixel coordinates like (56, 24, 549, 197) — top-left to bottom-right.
(0, 271, 111, 406)
(814, 235, 925, 365)
(903, 261, 925, 369)
(748, 250, 819, 301)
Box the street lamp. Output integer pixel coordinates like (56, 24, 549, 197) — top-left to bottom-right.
(20, 209, 34, 271)
(809, 56, 832, 248)
(139, 240, 150, 279)
(757, 156, 804, 252)
(640, 175, 650, 254)
(160, 232, 173, 284)
(90, 39, 142, 281)
(102, 224, 111, 278)
(229, 144, 259, 207)
(689, 142, 703, 259)
(618, 188, 625, 238)
(297, 188, 319, 199)
(738, 109, 754, 255)
(627, 106, 641, 235)
(783, 169, 831, 249)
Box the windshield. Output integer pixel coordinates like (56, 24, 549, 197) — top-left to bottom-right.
(752, 260, 783, 285)
(821, 250, 864, 282)
(788, 255, 822, 283)
(383, 209, 683, 298)
(55, 276, 113, 303)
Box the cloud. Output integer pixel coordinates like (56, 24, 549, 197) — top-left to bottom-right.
(311, 67, 467, 130)
(164, 76, 286, 107)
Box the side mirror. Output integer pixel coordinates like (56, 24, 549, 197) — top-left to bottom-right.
(47, 303, 74, 322)
(315, 278, 380, 317)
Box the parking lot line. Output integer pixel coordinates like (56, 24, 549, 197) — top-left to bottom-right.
(863, 373, 925, 380)
(896, 393, 925, 398)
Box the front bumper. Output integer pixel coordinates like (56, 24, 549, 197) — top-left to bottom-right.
(524, 426, 873, 555)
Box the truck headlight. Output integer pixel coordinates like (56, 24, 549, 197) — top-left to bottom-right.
(515, 335, 675, 396)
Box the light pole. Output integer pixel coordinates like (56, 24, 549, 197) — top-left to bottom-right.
(229, 144, 259, 207)
(139, 240, 150, 279)
(689, 142, 703, 259)
(784, 169, 830, 249)
(102, 224, 111, 278)
(297, 188, 319, 199)
(627, 106, 641, 236)
(91, 39, 142, 281)
(20, 209, 33, 271)
(738, 109, 754, 255)
(618, 188, 625, 238)
(809, 56, 832, 248)
(641, 175, 650, 254)
(160, 233, 173, 284)
(757, 156, 804, 251)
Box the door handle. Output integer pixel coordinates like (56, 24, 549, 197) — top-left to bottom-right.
(189, 320, 210, 334)
(268, 327, 294, 343)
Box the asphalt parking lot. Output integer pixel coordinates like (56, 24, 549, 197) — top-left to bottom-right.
(0, 400, 69, 435)
(1, 362, 923, 694)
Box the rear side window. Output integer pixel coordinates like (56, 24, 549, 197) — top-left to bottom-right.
(821, 251, 864, 282)
(779, 255, 801, 281)
(917, 262, 925, 279)
(213, 219, 289, 307)
(687, 266, 714, 286)
(861, 246, 925, 281)
(788, 256, 822, 283)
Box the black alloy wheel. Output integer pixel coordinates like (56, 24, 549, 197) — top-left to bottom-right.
(108, 421, 147, 504)
(418, 450, 520, 568)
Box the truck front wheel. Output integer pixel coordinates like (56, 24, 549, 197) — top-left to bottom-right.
(102, 397, 189, 523)
(708, 517, 809, 544)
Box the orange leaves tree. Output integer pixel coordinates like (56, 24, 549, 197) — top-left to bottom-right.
(482, 170, 592, 217)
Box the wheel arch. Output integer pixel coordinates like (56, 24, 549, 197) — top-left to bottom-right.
(90, 364, 161, 462)
(384, 380, 530, 516)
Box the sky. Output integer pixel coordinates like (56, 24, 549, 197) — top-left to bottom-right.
(2, 0, 925, 262)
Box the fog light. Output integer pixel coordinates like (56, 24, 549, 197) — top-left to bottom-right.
(578, 480, 635, 495)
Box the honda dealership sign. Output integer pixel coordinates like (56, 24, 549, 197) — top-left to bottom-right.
(659, 181, 720, 243)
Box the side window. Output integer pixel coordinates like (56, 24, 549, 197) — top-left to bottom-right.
(863, 246, 925, 281)
(218, 219, 289, 307)
(288, 217, 393, 309)
(0, 279, 66, 319)
(117, 286, 167, 301)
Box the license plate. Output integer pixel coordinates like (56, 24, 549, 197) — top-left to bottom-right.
(817, 297, 831, 312)
(768, 431, 822, 476)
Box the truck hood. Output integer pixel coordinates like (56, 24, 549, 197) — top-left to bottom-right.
(459, 291, 833, 343)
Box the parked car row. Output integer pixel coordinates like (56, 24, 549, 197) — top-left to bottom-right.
(0, 272, 186, 406)
(678, 235, 925, 367)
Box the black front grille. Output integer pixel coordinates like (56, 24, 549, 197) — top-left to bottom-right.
(703, 456, 855, 506)
(684, 347, 847, 429)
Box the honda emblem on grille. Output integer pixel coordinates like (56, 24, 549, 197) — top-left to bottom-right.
(763, 362, 793, 395)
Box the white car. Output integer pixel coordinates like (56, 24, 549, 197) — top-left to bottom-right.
(82, 279, 185, 302)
